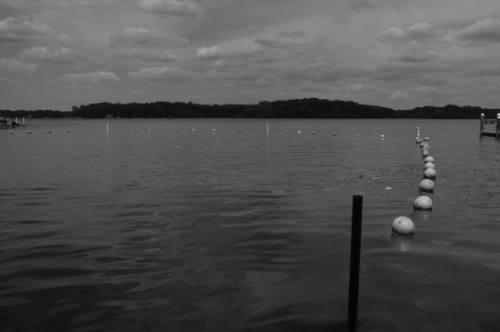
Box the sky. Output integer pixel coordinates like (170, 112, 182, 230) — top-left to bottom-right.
(2, 0, 500, 111)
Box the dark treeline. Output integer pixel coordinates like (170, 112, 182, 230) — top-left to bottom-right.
(0, 109, 71, 118)
(71, 99, 396, 119)
(2, 99, 499, 119)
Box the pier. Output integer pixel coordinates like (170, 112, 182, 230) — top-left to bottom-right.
(0, 117, 26, 129)
(479, 113, 500, 140)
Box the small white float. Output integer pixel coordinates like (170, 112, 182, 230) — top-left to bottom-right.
(424, 156, 434, 163)
(414, 195, 433, 210)
(423, 162, 436, 169)
(419, 179, 435, 193)
(423, 168, 437, 179)
(392, 216, 415, 235)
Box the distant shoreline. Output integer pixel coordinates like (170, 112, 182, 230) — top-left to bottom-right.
(1, 98, 499, 119)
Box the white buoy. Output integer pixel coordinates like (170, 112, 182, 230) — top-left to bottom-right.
(414, 195, 432, 210)
(392, 216, 415, 235)
(212, 128, 216, 133)
(423, 162, 436, 169)
(297, 129, 301, 135)
(420, 142, 430, 149)
(192, 128, 196, 132)
(380, 134, 385, 138)
(424, 156, 434, 163)
(419, 179, 435, 193)
(424, 167, 437, 179)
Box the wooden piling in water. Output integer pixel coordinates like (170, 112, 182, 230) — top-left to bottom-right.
(348, 195, 363, 332)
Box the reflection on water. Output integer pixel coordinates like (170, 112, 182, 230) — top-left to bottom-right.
(391, 234, 414, 252)
(0, 119, 499, 331)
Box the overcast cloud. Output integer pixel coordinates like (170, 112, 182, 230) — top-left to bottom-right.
(2, 0, 500, 110)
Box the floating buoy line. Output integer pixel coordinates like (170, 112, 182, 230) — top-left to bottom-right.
(12, 123, 394, 139)
(392, 126, 438, 237)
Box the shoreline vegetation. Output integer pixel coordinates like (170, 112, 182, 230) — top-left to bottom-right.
(1, 98, 499, 119)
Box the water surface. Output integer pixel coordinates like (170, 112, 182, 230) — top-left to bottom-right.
(1, 119, 499, 331)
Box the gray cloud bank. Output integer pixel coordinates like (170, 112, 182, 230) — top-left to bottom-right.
(1, 0, 500, 110)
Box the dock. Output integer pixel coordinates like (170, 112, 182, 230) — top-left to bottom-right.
(480, 113, 500, 140)
(0, 117, 26, 129)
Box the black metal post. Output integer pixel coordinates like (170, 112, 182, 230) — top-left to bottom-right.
(348, 195, 363, 332)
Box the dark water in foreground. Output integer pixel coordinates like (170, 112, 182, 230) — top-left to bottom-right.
(1, 119, 499, 332)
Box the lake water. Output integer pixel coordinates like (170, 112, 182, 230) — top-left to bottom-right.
(1, 119, 499, 331)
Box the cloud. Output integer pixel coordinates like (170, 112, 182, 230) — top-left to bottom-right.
(0, 58, 37, 75)
(407, 22, 436, 39)
(137, 0, 201, 17)
(379, 22, 437, 43)
(389, 90, 409, 100)
(21, 46, 83, 63)
(450, 18, 500, 44)
(254, 30, 308, 49)
(280, 61, 372, 84)
(128, 66, 191, 81)
(196, 46, 221, 59)
(0, 1, 34, 16)
(110, 27, 181, 46)
(392, 46, 439, 63)
(348, 83, 366, 91)
(0, 17, 53, 42)
(60, 71, 120, 85)
(205, 63, 276, 87)
(118, 49, 175, 62)
(473, 66, 500, 77)
(374, 62, 449, 82)
(44, 0, 122, 8)
(350, 0, 377, 12)
(196, 38, 261, 60)
(379, 27, 408, 42)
